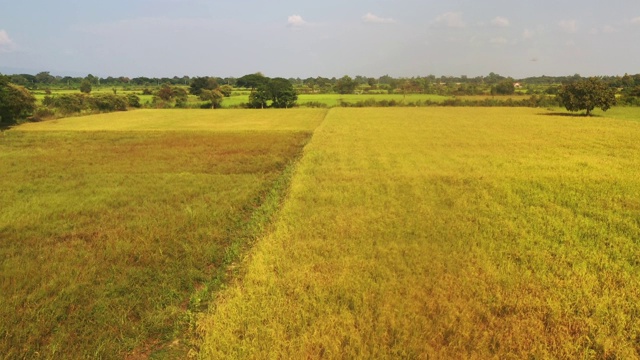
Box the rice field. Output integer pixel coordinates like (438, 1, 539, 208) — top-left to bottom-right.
(197, 107, 640, 358)
(4, 106, 640, 358)
(0, 109, 326, 359)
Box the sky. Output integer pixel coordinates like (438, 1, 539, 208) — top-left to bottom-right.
(1, 0, 640, 79)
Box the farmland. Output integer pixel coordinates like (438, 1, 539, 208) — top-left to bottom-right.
(0, 109, 326, 358)
(3, 106, 640, 358)
(197, 107, 640, 358)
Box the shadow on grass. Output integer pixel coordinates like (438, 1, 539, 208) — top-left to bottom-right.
(537, 112, 603, 118)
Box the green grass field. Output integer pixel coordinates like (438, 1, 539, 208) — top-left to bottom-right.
(0, 109, 326, 358)
(197, 107, 640, 358)
(33, 88, 449, 109)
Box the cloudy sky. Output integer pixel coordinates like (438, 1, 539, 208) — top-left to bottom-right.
(1, 0, 640, 78)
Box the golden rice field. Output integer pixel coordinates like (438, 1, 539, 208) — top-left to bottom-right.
(4, 107, 640, 359)
(0, 109, 326, 359)
(197, 107, 640, 359)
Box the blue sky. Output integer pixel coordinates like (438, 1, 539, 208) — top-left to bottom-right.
(1, 0, 640, 78)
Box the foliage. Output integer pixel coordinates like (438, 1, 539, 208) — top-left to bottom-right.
(0, 76, 37, 124)
(79, 79, 92, 94)
(156, 84, 174, 101)
(42, 93, 133, 115)
(248, 87, 270, 109)
(247, 77, 298, 109)
(219, 84, 233, 97)
(236, 73, 268, 92)
(267, 77, 298, 108)
(335, 75, 358, 94)
(126, 94, 141, 108)
(492, 79, 516, 95)
(43, 94, 88, 115)
(557, 77, 617, 116)
(199, 89, 224, 109)
(189, 77, 218, 96)
(88, 94, 128, 112)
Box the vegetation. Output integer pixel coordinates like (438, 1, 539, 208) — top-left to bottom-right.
(0, 75, 36, 124)
(0, 109, 327, 358)
(557, 77, 617, 116)
(248, 77, 298, 109)
(198, 107, 640, 358)
(5, 65, 640, 359)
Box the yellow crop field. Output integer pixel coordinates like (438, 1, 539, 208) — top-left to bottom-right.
(17, 108, 328, 132)
(198, 107, 640, 358)
(0, 109, 326, 358)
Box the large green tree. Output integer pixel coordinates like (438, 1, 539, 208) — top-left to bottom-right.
(267, 77, 298, 108)
(335, 75, 358, 94)
(199, 89, 224, 109)
(0, 76, 37, 124)
(189, 77, 218, 96)
(237, 73, 268, 94)
(557, 77, 616, 116)
(248, 77, 297, 109)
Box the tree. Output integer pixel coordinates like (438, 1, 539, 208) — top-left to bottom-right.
(335, 75, 358, 94)
(0, 76, 36, 124)
(189, 77, 218, 96)
(557, 77, 616, 116)
(268, 78, 297, 108)
(237, 73, 268, 93)
(79, 79, 92, 94)
(199, 89, 224, 109)
(493, 79, 515, 95)
(0, 77, 35, 122)
(219, 85, 233, 97)
(248, 77, 298, 109)
(156, 84, 174, 101)
(35, 71, 55, 85)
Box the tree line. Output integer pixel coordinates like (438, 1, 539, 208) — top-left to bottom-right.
(0, 71, 633, 125)
(9, 71, 640, 93)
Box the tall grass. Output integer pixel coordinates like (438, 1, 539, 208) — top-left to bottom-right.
(198, 107, 640, 358)
(0, 109, 326, 358)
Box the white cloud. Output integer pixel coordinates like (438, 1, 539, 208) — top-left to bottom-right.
(0, 30, 14, 46)
(362, 12, 395, 24)
(287, 14, 306, 27)
(435, 12, 465, 28)
(559, 20, 577, 33)
(491, 16, 510, 27)
(0, 30, 15, 52)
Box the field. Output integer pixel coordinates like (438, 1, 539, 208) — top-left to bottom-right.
(33, 88, 450, 109)
(4, 106, 640, 358)
(197, 107, 640, 358)
(0, 109, 326, 358)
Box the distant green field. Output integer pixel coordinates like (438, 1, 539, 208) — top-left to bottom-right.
(0, 109, 326, 359)
(222, 93, 450, 108)
(198, 107, 640, 358)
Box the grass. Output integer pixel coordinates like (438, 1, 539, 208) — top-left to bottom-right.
(0, 109, 326, 359)
(197, 107, 640, 358)
(19, 108, 327, 132)
(220, 93, 449, 108)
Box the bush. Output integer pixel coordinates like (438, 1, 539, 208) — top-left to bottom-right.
(127, 94, 141, 108)
(30, 107, 56, 121)
(89, 94, 128, 112)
